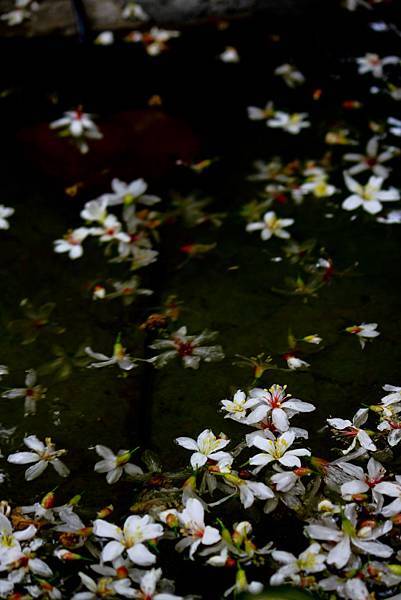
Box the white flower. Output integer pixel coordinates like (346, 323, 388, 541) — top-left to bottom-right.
(342, 174, 400, 214)
(270, 543, 326, 585)
(249, 430, 310, 473)
(274, 64, 305, 87)
(104, 277, 153, 304)
(2, 369, 46, 416)
(103, 178, 161, 207)
(91, 214, 130, 243)
(0, 205, 14, 230)
(93, 514, 163, 565)
(94, 31, 114, 45)
(80, 197, 108, 223)
(327, 408, 376, 454)
(300, 177, 337, 198)
(345, 322, 380, 349)
(94, 445, 143, 484)
(224, 473, 274, 509)
(343, 136, 399, 178)
(0, 366, 8, 380)
(246, 385, 315, 433)
(306, 503, 392, 568)
(267, 112, 310, 134)
(72, 572, 135, 599)
(339, 457, 386, 500)
(85, 339, 136, 371)
(127, 27, 180, 55)
(7, 435, 70, 481)
(356, 53, 399, 78)
(375, 475, 401, 517)
(220, 389, 259, 422)
(50, 109, 102, 154)
(130, 568, 182, 599)
(377, 209, 401, 224)
(218, 46, 240, 63)
(0, 513, 36, 566)
(285, 355, 310, 370)
(176, 498, 221, 558)
(246, 211, 294, 240)
(54, 227, 91, 259)
(148, 326, 224, 369)
(247, 101, 274, 121)
(176, 429, 231, 469)
(302, 334, 322, 344)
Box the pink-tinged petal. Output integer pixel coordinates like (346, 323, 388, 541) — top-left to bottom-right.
(381, 498, 401, 517)
(127, 543, 156, 566)
(175, 437, 198, 451)
(341, 480, 369, 497)
(102, 540, 124, 562)
(23, 435, 45, 452)
(202, 525, 221, 546)
(327, 536, 351, 569)
(25, 460, 48, 481)
(374, 482, 401, 497)
(7, 452, 39, 464)
(93, 519, 122, 541)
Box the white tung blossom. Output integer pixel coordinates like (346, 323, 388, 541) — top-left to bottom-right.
(246, 211, 294, 240)
(94, 445, 143, 484)
(7, 435, 70, 481)
(93, 514, 163, 566)
(342, 174, 400, 214)
(176, 429, 231, 469)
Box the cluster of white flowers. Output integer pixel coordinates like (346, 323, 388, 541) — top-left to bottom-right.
(54, 178, 161, 287)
